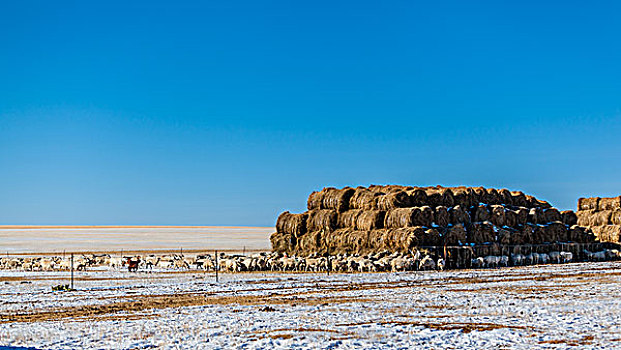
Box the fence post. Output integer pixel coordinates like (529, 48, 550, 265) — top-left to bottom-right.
(215, 250, 219, 283)
(70, 253, 74, 290)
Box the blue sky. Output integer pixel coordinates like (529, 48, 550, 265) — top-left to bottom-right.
(1, 1, 620, 226)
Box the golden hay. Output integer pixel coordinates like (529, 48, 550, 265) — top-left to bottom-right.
(276, 211, 308, 237)
(307, 209, 338, 232)
(356, 210, 385, 230)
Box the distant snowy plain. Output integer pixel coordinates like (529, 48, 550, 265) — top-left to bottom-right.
(2, 262, 621, 349)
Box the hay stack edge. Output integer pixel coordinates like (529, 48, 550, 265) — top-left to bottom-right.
(576, 196, 621, 243)
(271, 185, 596, 256)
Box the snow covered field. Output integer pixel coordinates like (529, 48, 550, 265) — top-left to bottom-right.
(2, 262, 621, 349)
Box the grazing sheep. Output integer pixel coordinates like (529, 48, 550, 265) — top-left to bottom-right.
(471, 257, 485, 268)
(498, 255, 509, 267)
(484, 255, 499, 268)
(510, 253, 525, 266)
(560, 251, 573, 263)
(436, 258, 446, 271)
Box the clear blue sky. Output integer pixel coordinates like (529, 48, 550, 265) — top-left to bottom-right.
(1, 1, 620, 226)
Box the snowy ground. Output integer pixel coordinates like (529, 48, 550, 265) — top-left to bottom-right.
(2, 262, 621, 349)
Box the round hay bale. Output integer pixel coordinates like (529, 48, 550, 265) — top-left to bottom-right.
(297, 230, 325, 256)
(504, 208, 517, 228)
(473, 204, 491, 222)
(510, 191, 527, 207)
(270, 232, 296, 255)
(578, 197, 600, 211)
(377, 191, 410, 211)
(337, 210, 362, 229)
(509, 227, 527, 244)
(276, 211, 308, 237)
(384, 208, 415, 228)
(421, 228, 441, 246)
(434, 206, 449, 227)
(413, 206, 434, 227)
(392, 227, 422, 253)
(307, 191, 324, 210)
(452, 187, 475, 207)
(542, 208, 562, 224)
(561, 210, 578, 226)
(472, 186, 486, 204)
(356, 210, 385, 230)
(519, 224, 535, 244)
(407, 188, 427, 207)
(528, 207, 544, 225)
(485, 188, 501, 205)
(425, 191, 443, 207)
(448, 205, 471, 225)
(496, 228, 512, 245)
(512, 207, 529, 225)
(443, 224, 466, 245)
(467, 222, 494, 244)
(307, 209, 338, 232)
(439, 188, 455, 207)
(498, 189, 513, 206)
(531, 225, 546, 244)
(545, 222, 567, 242)
(322, 187, 355, 212)
(490, 205, 506, 227)
(349, 188, 380, 210)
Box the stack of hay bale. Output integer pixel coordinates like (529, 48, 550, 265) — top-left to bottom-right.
(576, 197, 621, 243)
(271, 185, 595, 256)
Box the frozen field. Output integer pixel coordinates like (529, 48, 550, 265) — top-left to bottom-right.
(2, 262, 621, 349)
(0, 226, 273, 254)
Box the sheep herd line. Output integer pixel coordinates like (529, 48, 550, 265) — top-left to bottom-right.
(2, 247, 621, 273)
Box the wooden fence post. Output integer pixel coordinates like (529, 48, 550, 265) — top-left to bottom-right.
(70, 253, 74, 290)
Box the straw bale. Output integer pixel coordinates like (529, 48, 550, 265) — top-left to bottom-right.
(297, 230, 325, 256)
(356, 210, 385, 230)
(384, 208, 415, 228)
(519, 225, 535, 244)
(599, 196, 621, 211)
(448, 205, 471, 225)
(276, 211, 308, 237)
(546, 222, 567, 242)
(307, 191, 324, 211)
(496, 228, 512, 245)
(434, 206, 449, 227)
(530, 225, 546, 244)
(325, 229, 369, 255)
(420, 228, 441, 246)
(485, 188, 501, 205)
(568, 225, 587, 243)
(376, 191, 410, 210)
(504, 208, 517, 228)
(349, 188, 380, 210)
(307, 209, 338, 232)
(578, 197, 600, 211)
(452, 187, 475, 207)
(561, 210, 578, 226)
(472, 187, 486, 204)
(591, 225, 621, 243)
(337, 210, 362, 229)
(528, 207, 544, 225)
(513, 207, 529, 225)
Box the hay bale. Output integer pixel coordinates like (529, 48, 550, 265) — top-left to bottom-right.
(561, 210, 578, 226)
(356, 210, 385, 230)
(519, 225, 535, 244)
(576, 210, 595, 227)
(276, 211, 308, 237)
(473, 205, 491, 222)
(578, 197, 600, 211)
(498, 189, 513, 206)
(610, 210, 621, 225)
(467, 222, 494, 244)
(542, 208, 562, 224)
(407, 188, 427, 207)
(270, 232, 296, 255)
(385, 208, 415, 228)
(504, 208, 517, 228)
(420, 228, 441, 246)
(349, 188, 380, 210)
(496, 228, 512, 245)
(325, 229, 369, 255)
(489, 205, 506, 227)
(443, 224, 466, 245)
(413, 206, 434, 227)
(297, 230, 325, 256)
(392, 227, 423, 253)
(307, 191, 324, 211)
(376, 191, 410, 211)
(510, 191, 527, 207)
(531, 225, 547, 244)
(472, 186, 486, 204)
(434, 206, 449, 227)
(513, 207, 529, 225)
(568, 225, 588, 243)
(590, 225, 621, 243)
(599, 196, 621, 211)
(307, 209, 338, 232)
(367, 229, 387, 252)
(322, 187, 355, 212)
(485, 188, 501, 205)
(452, 187, 475, 207)
(545, 222, 567, 242)
(528, 207, 544, 225)
(448, 205, 471, 225)
(589, 210, 612, 227)
(337, 210, 362, 229)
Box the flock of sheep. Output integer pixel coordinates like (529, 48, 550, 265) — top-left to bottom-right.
(2, 248, 620, 273)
